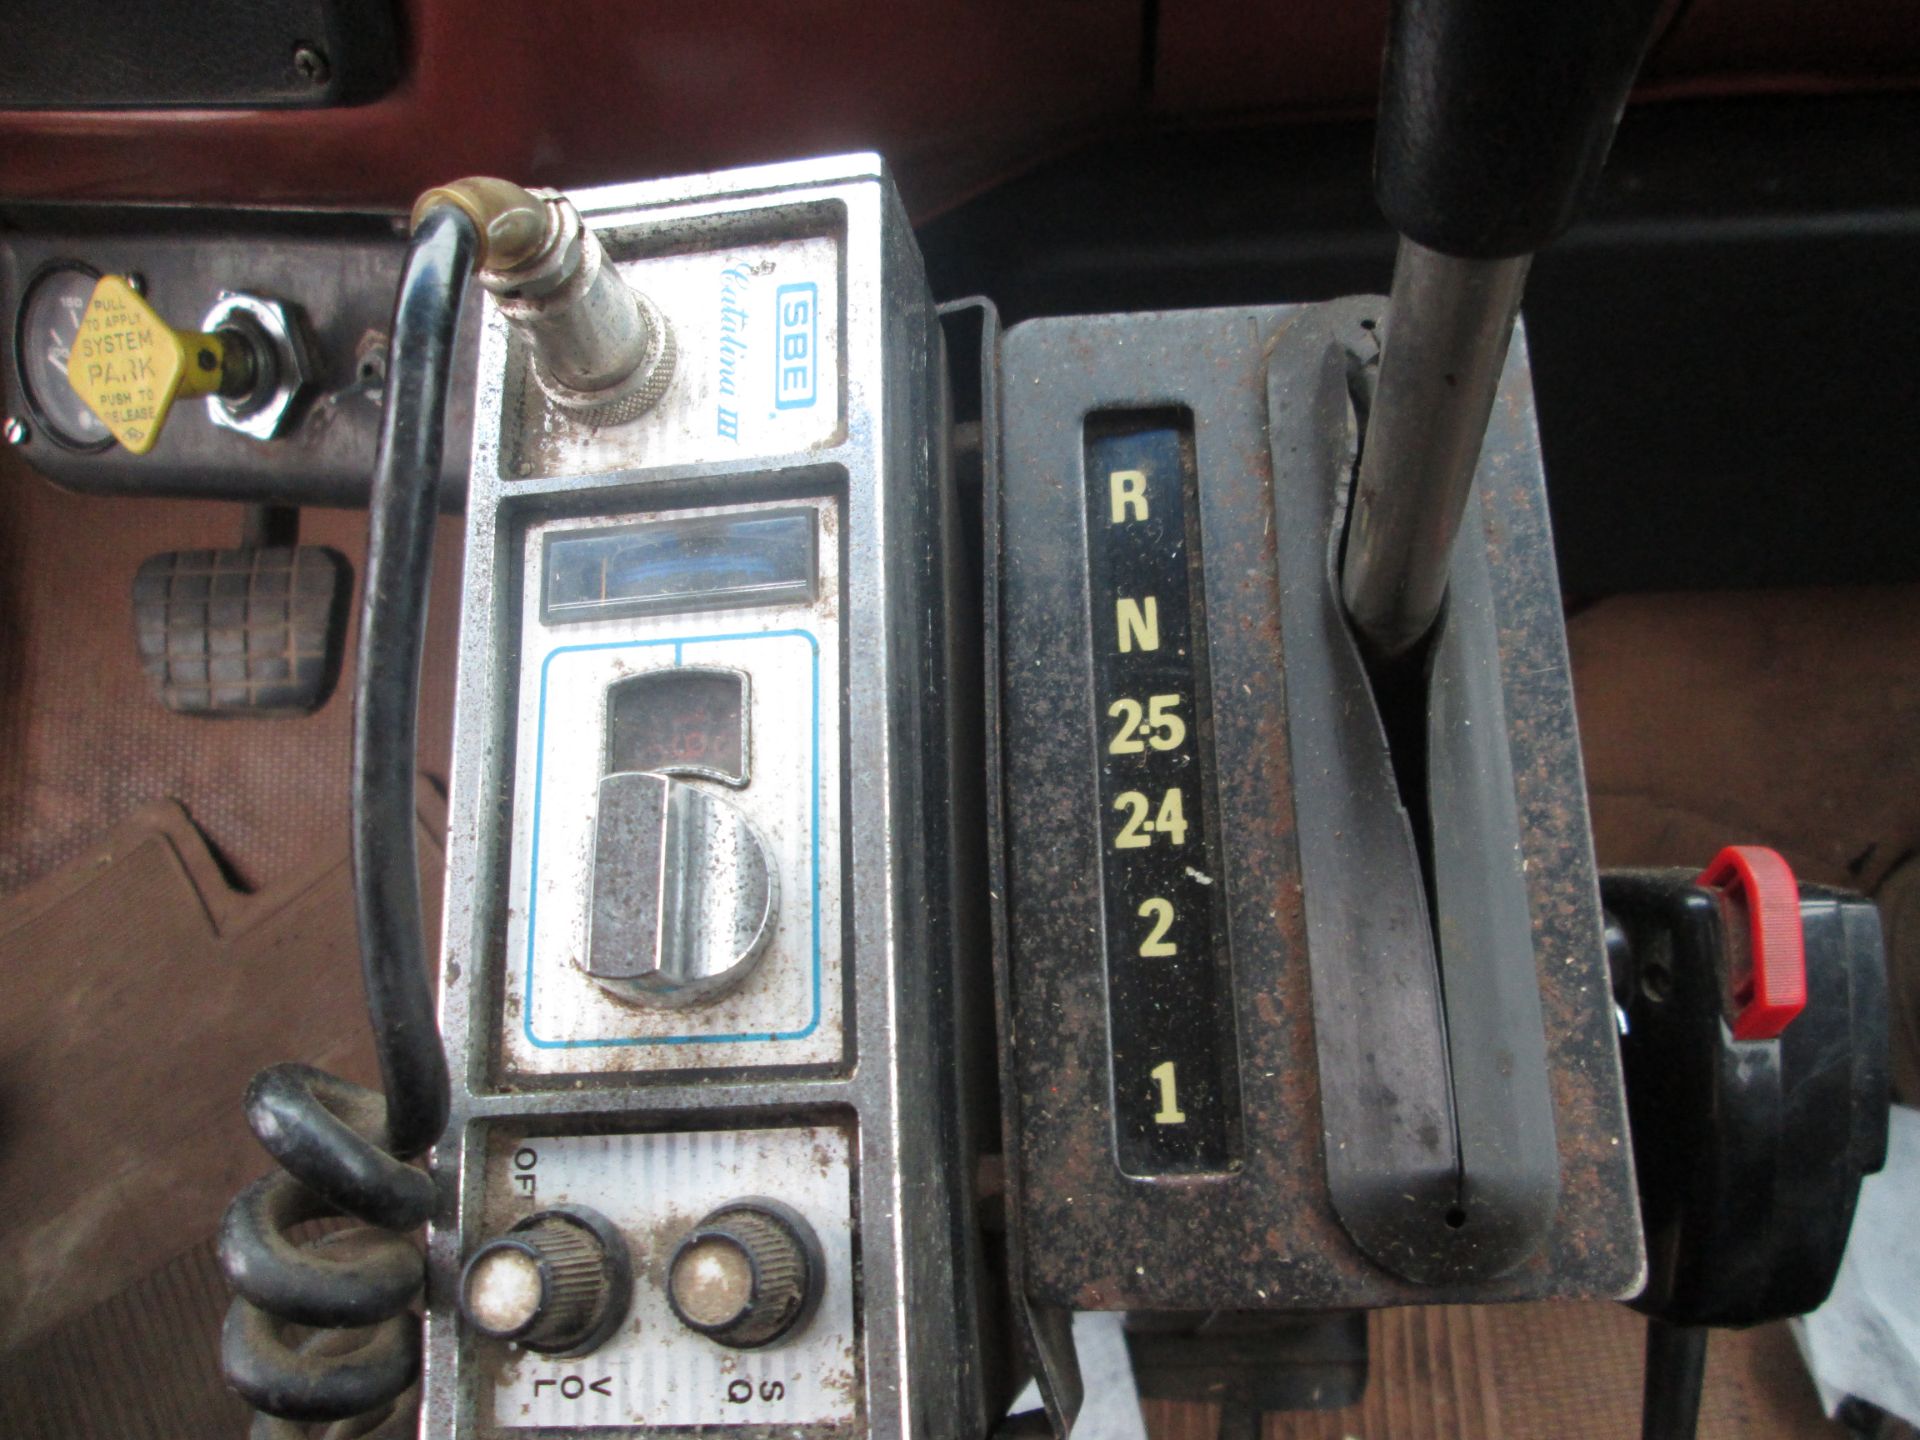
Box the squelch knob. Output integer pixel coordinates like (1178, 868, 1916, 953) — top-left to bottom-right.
(460, 1205, 632, 1357)
(666, 1200, 824, 1349)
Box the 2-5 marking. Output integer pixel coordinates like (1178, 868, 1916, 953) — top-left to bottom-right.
(1107, 693, 1188, 754)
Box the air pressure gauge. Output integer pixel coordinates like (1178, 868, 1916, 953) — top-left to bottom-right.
(13, 262, 115, 451)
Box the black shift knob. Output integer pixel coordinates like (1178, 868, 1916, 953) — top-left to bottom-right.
(1374, 0, 1668, 258)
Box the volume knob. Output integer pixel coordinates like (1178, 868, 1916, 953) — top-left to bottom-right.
(665, 1200, 824, 1349)
(460, 1205, 632, 1357)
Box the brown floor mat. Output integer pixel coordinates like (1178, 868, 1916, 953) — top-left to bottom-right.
(0, 452, 462, 895)
(0, 781, 444, 1436)
(0, 1242, 243, 1438)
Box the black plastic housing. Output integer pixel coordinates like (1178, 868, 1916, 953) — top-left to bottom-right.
(1607, 874, 1890, 1327)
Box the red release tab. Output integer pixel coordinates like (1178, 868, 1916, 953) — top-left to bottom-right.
(1695, 845, 1807, 1040)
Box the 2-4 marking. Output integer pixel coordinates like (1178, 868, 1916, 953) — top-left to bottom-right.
(1113, 787, 1189, 848)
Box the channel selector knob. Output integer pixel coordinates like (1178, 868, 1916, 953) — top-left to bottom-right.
(585, 770, 779, 1008)
(459, 1205, 632, 1357)
(666, 1199, 824, 1349)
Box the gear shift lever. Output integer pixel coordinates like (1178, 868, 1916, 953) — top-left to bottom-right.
(1341, 0, 1667, 657)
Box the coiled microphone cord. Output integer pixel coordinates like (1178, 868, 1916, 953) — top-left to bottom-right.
(218, 201, 477, 1436)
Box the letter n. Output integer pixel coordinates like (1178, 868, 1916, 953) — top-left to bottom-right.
(1116, 597, 1159, 653)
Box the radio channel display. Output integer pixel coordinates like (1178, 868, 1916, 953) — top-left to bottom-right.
(1084, 411, 1240, 1175)
(542, 509, 816, 625)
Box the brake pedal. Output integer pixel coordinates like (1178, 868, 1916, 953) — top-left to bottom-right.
(133, 511, 350, 716)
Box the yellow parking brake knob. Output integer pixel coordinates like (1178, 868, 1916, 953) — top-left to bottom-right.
(65, 275, 237, 455)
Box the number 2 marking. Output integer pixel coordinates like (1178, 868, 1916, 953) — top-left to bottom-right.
(1150, 1060, 1187, 1124)
(1137, 898, 1177, 956)
(1114, 791, 1151, 848)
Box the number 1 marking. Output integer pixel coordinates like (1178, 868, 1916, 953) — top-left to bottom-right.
(1150, 1060, 1187, 1124)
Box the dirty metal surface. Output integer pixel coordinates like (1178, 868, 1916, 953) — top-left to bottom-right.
(994, 301, 1642, 1312)
(470, 1124, 861, 1434)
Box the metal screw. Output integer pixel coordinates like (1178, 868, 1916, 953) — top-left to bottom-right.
(125, 272, 147, 296)
(292, 44, 331, 86)
(353, 330, 390, 386)
(4, 417, 28, 446)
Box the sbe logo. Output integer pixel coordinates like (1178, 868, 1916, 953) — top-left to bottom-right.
(774, 282, 818, 410)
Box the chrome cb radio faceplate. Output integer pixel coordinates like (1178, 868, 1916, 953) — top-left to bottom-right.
(425, 156, 999, 1438)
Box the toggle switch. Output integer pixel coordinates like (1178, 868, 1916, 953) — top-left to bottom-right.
(584, 770, 778, 1007)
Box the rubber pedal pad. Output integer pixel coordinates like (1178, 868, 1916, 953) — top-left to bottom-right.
(132, 546, 352, 716)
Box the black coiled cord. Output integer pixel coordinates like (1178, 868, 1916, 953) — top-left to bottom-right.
(219, 202, 478, 1436)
